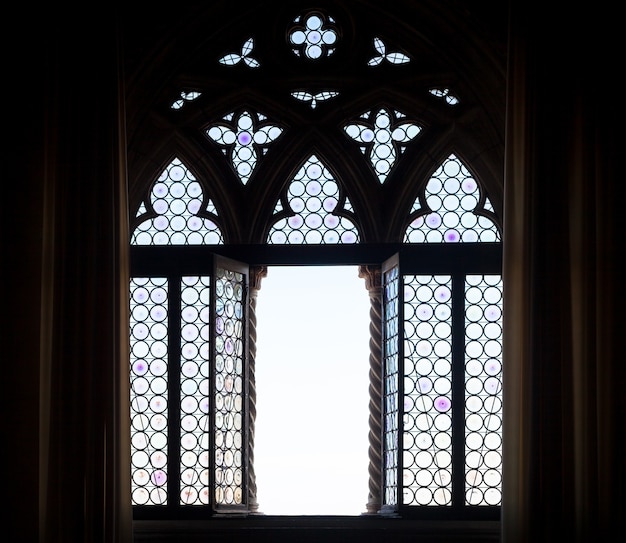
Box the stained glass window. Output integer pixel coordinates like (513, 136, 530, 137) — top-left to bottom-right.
(171, 91, 202, 110)
(429, 88, 460, 106)
(382, 263, 400, 508)
(206, 112, 283, 186)
(291, 90, 339, 109)
(267, 155, 359, 244)
(381, 259, 502, 513)
(213, 266, 247, 507)
(219, 38, 260, 68)
(130, 277, 169, 505)
(129, 255, 249, 511)
(405, 154, 500, 243)
(130, 154, 501, 516)
(179, 276, 211, 505)
(132, 158, 223, 246)
(464, 275, 503, 506)
(289, 12, 338, 59)
(402, 275, 454, 506)
(368, 37, 411, 66)
(379, 151, 502, 514)
(344, 108, 421, 184)
(129, 3, 502, 521)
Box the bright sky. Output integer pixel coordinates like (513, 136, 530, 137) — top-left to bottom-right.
(253, 265, 371, 515)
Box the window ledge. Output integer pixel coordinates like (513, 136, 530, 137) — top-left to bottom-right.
(134, 516, 500, 542)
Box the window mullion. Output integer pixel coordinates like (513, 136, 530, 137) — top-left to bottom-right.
(209, 267, 217, 511)
(168, 274, 182, 507)
(451, 273, 466, 510)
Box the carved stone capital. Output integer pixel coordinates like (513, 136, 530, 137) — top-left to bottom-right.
(250, 265, 268, 293)
(358, 265, 382, 292)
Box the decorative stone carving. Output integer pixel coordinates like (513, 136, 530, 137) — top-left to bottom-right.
(247, 265, 267, 512)
(358, 265, 383, 514)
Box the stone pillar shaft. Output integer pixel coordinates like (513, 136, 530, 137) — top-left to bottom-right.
(359, 265, 383, 514)
(247, 265, 267, 512)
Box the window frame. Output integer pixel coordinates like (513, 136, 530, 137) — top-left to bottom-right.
(380, 248, 502, 521)
(130, 241, 501, 521)
(123, 2, 508, 538)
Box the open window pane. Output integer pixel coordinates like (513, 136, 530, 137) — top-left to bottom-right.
(213, 262, 248, 509)
(129, 254, 250, 514)
(381, 254, 502, 518)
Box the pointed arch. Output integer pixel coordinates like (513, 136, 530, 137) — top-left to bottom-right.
(404, 154, 501, 243)
(131, 157, 224, 245)
(266, 154, 360, 244)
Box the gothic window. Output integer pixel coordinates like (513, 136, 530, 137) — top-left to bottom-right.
(205, 111, 283, 186)
(129, 4, 502, 521)
(288, 12, 338, 59)
(267, 155, 359, 244)
(344, 108, 422, 184)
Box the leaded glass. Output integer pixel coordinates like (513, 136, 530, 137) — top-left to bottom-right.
(344, 108, 421, 184)
(130, 277, 169, 506)
(289, 13, 338, 59)
(291, 90, 339, 108)
(382, 264, 400, 507)
(429, 88, 459, 105)
(218, 38, 260, 68)
(267, 155, 359, 244)
(180, 277, 211, 505)
(405, 154, 500, 243)
(402, 275, 453, 506)
(368, 37, 410, 66)
(132, 158, 223, 245)
(127, 5, 504, 519)
(214, 266, 246, 506)
(171, 90, 202, 110)
(464, 275, 502, 506)
(206, 111, 283, 185)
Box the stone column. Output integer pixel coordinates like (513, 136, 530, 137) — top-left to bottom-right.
(358, 265, 383, 514)
(247, 265, 267, 513)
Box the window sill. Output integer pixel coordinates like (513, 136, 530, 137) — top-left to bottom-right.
(134, 515, 500, 542)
